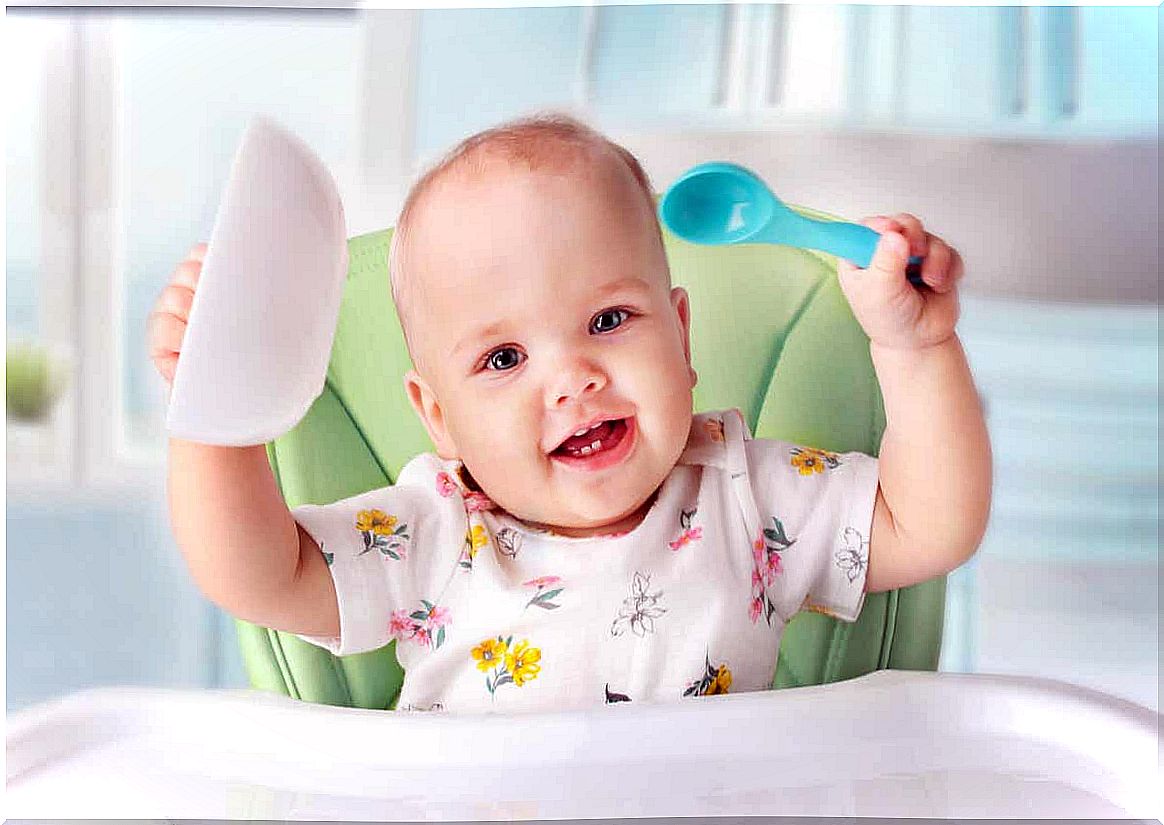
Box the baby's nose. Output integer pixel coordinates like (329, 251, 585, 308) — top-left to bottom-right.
(547, 362, 607, 407)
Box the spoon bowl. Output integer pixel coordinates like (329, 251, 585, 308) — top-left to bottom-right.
(659, 162, 777, 245)
(660, 161, 924, 286)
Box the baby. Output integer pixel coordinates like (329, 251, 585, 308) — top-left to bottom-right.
(151, 113, 991, 713)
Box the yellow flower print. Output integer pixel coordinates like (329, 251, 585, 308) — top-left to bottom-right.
(471, 637, 508, 672)
(706, 664, 732, 695)
(790, 446, 841, 476)
(474, 635, 541, 698)
(684, 654, 732, 698)
(459, 522, 492, 571)
(356, 509, 397, 535)
(506, 640, 542, 687)
(356, 509, 410, 560)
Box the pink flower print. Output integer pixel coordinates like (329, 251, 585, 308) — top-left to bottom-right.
(669, 508, 703, 551)
(388, 609, 412, 638)
(435, 472, 457, 498)
(523, 575, 564, 611)
(753, 542, 782, 588)
(668, 526, 703, 551)
(423, 603, 452, 629)
(752, 535, 766, 568)
(389, 600, 451, 650)
(763, 548, 783, 583)
(749, 516, 796, 626)
(464, 491, 495, 512)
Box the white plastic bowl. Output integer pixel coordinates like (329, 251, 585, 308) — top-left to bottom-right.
(166, 117, 348, 447)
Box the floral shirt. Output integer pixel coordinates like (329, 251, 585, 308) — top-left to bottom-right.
(294, 409, 878, 713)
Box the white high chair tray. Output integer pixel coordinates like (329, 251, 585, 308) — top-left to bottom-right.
(6, 670, 1158, 820)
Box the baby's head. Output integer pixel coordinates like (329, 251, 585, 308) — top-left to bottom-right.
(391, 113, 696, 537)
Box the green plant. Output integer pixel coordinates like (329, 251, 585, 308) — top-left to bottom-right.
(6, 341, 68, 422)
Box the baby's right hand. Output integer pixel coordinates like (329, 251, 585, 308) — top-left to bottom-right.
(148, 243, 206, 390)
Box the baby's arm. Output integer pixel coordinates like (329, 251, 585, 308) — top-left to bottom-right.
(167, 440, 338, 636)
(867, 336, 992, 591)
(837, 216, 993, 593)
(150, 246, 339, 637)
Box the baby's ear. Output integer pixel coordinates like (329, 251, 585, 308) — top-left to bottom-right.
(671, 286, 698, 388)
(404, 370, 458, 459)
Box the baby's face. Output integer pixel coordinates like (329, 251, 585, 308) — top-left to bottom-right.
(404, 154, 695, 537)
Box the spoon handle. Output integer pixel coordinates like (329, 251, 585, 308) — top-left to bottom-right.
(819, 221, 926, 288)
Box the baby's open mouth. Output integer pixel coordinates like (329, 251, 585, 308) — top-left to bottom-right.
(551, 418, 629, 458)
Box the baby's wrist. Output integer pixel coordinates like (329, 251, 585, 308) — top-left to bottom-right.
(869, 333, 962, 369)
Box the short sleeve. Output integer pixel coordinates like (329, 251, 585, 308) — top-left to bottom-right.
(291, 453, 468, 656)
(745, 437, 878, 623)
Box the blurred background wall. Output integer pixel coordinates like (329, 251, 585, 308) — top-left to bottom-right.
(6, 4, 1159, 712)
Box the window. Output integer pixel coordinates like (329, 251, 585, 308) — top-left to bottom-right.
(7, 8, 417, 485)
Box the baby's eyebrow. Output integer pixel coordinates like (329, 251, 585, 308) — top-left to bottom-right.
(451, 320, 510, 360)
(594, 276, 653, 300)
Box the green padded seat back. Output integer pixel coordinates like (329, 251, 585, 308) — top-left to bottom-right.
(237, 206, 946, 709)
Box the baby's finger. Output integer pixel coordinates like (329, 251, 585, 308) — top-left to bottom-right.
(156, 283, 196, 323)
(950, 247, 965, 282)
(861, 216, 901, 237)
(171, 256, 202, 293)
(890, 213, 928, 259)
(919, 235, 955, 292)
(147, 313, 185, 388)
(861, 216, 918, 269)
(866, 227, 911, 286)
(155, 353, 179, 386)
(148, 309, 186, 359)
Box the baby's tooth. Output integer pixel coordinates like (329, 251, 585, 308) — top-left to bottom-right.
(573, 428, 588, 437)
(579, 445, 592, 455)
(590, 439, 601, 451)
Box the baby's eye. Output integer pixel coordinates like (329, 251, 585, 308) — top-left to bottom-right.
(484, 346, 524, 372)
(590, 308, 631, 334)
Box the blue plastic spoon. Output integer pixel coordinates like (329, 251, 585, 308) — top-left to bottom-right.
(659, 161, 925, 288)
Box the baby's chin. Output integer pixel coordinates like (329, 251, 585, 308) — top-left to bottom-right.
(516, 488, 660, 538)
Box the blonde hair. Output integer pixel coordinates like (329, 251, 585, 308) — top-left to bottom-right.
(388, 112, 664, 363)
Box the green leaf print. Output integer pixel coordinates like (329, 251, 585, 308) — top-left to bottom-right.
(764, 517, 794, 549)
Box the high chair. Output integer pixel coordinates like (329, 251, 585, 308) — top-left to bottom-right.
(9, 208, 1156, 821)
(237, 207, 947, 709)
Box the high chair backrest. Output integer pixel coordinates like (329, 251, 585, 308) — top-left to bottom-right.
(236, 208, 947, 708)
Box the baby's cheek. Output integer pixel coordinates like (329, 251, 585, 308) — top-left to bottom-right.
(460, 442, 538, 509)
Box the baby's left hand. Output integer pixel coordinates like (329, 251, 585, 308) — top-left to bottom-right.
(837, 214, 964, 351)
